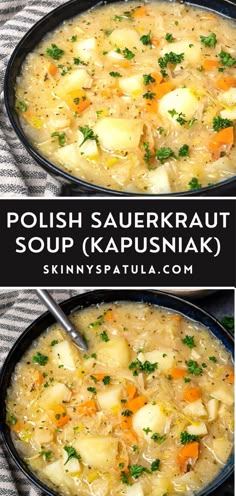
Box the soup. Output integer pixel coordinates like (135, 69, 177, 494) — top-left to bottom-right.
(15, 1, 236, 194)
(6, 302, 234, 495)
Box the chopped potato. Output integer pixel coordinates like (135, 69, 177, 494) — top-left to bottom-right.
(97, 336, 130, 367)
(74, 436, 118, 469)
(132, 403, 167, 438)
(158, 88, 199, 124)
(94, 118, 143, 151)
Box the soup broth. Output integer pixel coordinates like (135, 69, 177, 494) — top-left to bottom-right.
(6, 302, 234, 496)
(15, 1, 236, 193)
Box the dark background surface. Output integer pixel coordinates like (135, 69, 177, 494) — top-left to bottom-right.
(184, 290, 234, 496)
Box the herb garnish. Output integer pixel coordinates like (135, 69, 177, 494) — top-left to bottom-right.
(180, 431, 199, 445)
(213, 116, 233, 132)
(188, 177, 202, 191)
(200, 33, 217, 47)
(39, 450, 52, 461)
(143, 74, 156, 85)
(155, 147, 176, 164)
(129, 358, 157, 375)
(79, 126, 99, 147)
(143, 90, 156, 99)
(219, 51, 236, 67)
(158, 52, 184, 70)
(32, 352, 48, 366)
(109, 71, 122, 77)
(51, 131, 66, 147)
(100, 330, 109, 342)
(186, 360, 202, 376)
(182, 335, 195, 348)
(165, 33, 174, 43)
(46, 44, 64, 60)
(63, 446, 81, 465)
(140, 31, 151, 46)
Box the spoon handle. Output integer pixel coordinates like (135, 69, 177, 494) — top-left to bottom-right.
(36, 289, 88, 351)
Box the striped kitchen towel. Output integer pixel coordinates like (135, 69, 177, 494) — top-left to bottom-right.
(0, 0, 64, 197)
(0, 288, 88, 496)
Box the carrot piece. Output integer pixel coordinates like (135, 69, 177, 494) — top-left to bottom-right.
(184, 387, 201, 402)
(132, 6, 147, 17)
(155, 81, 175, 99)
(64, 90, 91, 113)
(104, 310, 114, 321)
(48, 63, 57, 77)
(48, 405, 70, 428)
(126, 383, 137, 400)
(209, 126, 234, 152)
(226, 368, 234, 384)
(145, 99, 158, 113)
(151, 39, 160, 47)
(202, 59, 219, 71)
(77, 96, 91, 113)
(121, 416, 133, 430)
(200, 13, 216, 19)
(178, 441, 199, 462)
(77, 399, 97, 416)
(215, 76, 236, 91)
(150, 72, 162, 86)
(116, 457, 129, 472)
(171, 314, 182, 322)
(169, 368, 186, 379)
(92, 373, 107, 381)
(11, 421, 24, 433)
(126, 395, 146, 413)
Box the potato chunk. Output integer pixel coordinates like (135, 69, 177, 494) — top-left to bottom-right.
(139, 349, 175, 371)
(211, 386, 234, 406)
(206, 156, 235, 175)
(74, 37, 97, 61)
(109, 28, 141, 50)
(94, 118, 143, 151)
(43, 460, 74, 489)
(161, 40, 202, 65)
(52, 340, 77, 370)
(119, 75, 144, 96)
(183, 399, 207, 418)
(74, 436, 118, 469)
(56, 69, 92, 97)
(132, 403, 167, 438)
(187, 422, 207, 436)
(126, 482, 144, 496)
(97, 336, 130, 367)
(158, 88, 199, 124)
(97, 385, 123, 412)
(148, 165, 172, 194)
(219, 87, 236, 119)
(38, 382, 71, 409)
(206, 398, 219, 421)
(54, 143, 79, 169)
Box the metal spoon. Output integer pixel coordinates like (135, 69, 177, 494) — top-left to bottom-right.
(36, 289, 88, 351)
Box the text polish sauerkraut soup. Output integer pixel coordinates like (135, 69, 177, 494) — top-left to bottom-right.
(6, 302, 234, 496)
(15, 2, 236, 193)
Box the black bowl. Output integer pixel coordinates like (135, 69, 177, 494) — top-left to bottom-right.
(4, 0, 236, 196)
(0, 290, 234, 496)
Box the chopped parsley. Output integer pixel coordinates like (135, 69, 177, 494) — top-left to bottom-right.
(184, 377, 191, 383)
(220, 316, 234, 332)
(129, 464, 150, 479)
(50, 340, 58, 346)
(168, 109, 187, 126)
(51, 131, 66, 147)
(182, 335, 195, 348)
(87, 386, 96, 394)
(143, 73, 156, 85)
(88, 313, 105, 327)
(70, 35, 77, 42)
(158, 51, 184, 70)
(39, 450, 52, 461)
(120, 471, 129, 484)
(109, 71, 122, 77)
(151, 433, 167, 444)
(186, 360, 202, 376)
(213, 116, 233, 132)
(142, 141, 153, 166)
(158, 126, 164, 134)
(209, 356, 217, 363)
(178, 144, 189, 157)
(180, 431, 199, 445)
(219, 51, 236, 67)
(7, 412, 17, 425)
(18, 101, 27, 112)
(102, 375, 111, 384)
(200, 33, 217, 47)
(100, 330, 109, 342)
(143, 427, 152, 434)
(121, 409, 133, 417)
(151, 459, 160, 471)
(143, 90, 156, 99)
(132, 445, 138, 451)
(129, 358, 158, 375)
(112, 11, 133, 21)
(123, 47, 135, 59)
(165, 33, 174, 43)
(32, 352, 48, 366)
(79, 126, 99, 147)
(104, 28, 113, 36)
(73, 57, 88, 66)
(188, 177, 202, 191)
(63, 446, 81, 465)
(46, 44, 64, 60)
(155, 147, 176, 164)
(140, 31, 151, 46)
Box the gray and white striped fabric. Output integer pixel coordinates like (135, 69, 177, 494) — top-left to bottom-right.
(0, 289, 88, 496)
(0, 0, 64, 197)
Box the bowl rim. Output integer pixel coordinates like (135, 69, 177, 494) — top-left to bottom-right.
(0, 289, 234, 496)
(3, 0, 236, 196)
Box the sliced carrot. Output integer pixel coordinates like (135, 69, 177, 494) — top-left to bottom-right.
(151, 38, 160, 47)
(226, 367, 234, 384)
(126, 383, 137, 400)
(178, 441, 199, 462)
(169, 368, 186, 379)
(48, 405, 70, 428)
(104, 310, 114, 321)
(11, 421, 24, 433)
(150, 72, 162, 86)
(48, 63, 57, 77)
(92, 373, 106, 381)
(126, 395, 146, 413)
(77, 399, 97, 416)
(209, 126, 234, 152)
(215, 77, 236, 91)
(132, 6, 147, 17)
(155, 81, 175, 99)
(121, 416, 132, 430)
(145, 99, 158, 114)
(171, 314, 182, 322)
(64, 90, 91, 113)
(200, 13, 216, 20)
(202, 59, 219, 71)
(116, 457, 129, 472)
(184, 387, 201, 403)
